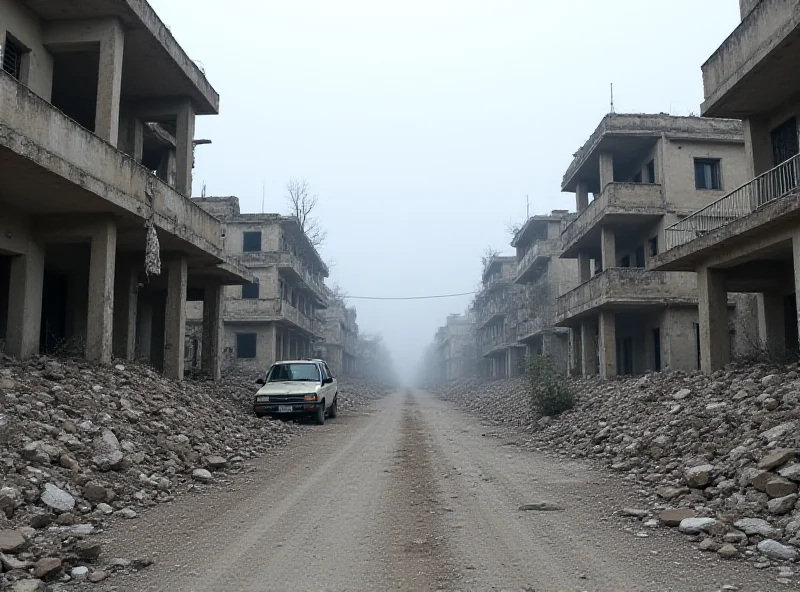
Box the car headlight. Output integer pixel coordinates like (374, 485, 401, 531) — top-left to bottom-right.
(256, 396, 269, 403)
(304, 394, 318, 401)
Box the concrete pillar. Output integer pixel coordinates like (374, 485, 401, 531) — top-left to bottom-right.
(599, 152, 614, 192)
(201, 282, 223, 381)
(598, 310, 617, 379)
(112, 262, 138, 361)
(136, 294, 153, 361)
(163, 256, 187, 380)
(175, 100, 196, 197)
(119, 112, 144, 162)
(600, 226, 616, 270)
(85, 219, 117, 363)
(95, 19, 125, 146)
(580, 319, 597, 376)
(570, 328, 581, 375)
(792, 233, 800, 351)
(578, 251, 592, 283)
(6, 243, 44, 358)
(743, 117, 774, 179)
(698, 266, 730, 373)
(758, 292, 786, 358)
(575, 181, 589, 213)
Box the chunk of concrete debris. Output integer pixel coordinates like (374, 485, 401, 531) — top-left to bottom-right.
(678, 517, 717, 534)
(518, 502, 564, 512)
(0, 529, 28, 553)
(40, 484, 75, 512)
(659, 508, 696, 527)
(192, 468, 213, 483)
(758, 539, 798, 561)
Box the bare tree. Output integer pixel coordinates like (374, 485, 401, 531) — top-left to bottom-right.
(481, 246, 499, 268)
(285, 177, 327, 248)
(505, 220, 522, 240)
(329, 283, 349, 305)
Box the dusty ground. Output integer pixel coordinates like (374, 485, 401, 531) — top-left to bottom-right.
(88, 391, 796, 592)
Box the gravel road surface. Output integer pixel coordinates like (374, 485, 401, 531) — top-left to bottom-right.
(94, 390, 794, 592)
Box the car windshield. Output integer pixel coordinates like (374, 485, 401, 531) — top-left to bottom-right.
(266, 363, 320, 383)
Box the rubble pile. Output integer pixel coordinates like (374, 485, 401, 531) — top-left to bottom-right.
(0, 355, 299, 590)
(336, 379, 393, 412)
(435, 363, 800, 569)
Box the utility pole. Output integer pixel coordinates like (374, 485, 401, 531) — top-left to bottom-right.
(610, 83, 615, 114)
(526, 194, 530, 218)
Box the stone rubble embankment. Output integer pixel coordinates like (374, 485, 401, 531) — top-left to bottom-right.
(433, 363, 800, 579)
(0, 355, 388, 591)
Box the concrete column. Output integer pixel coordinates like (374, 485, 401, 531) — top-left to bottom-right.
(698, 266, 730, 373)
(119, 112, 144, 162)
(112, 262, 138, 361)
(163, 256, 187, 380)
(175, 100, 196, 197)
(792, 233, 800, 351)
(598, 309, 617, 379)
(575, 181, 589, 213)
(6, 243, 44, 358)
(201, 282, 223, 381)
(570, 328, 581, 375)
(758, 292, 786, 358)
(600, 226, 616, 270)
(86, 219, 117, 363)
(136, 294, 153, 361)
(580, 319, 597, 376)
(743, 117, 774, 178)
(95, 20, 125, 146)
(599, 152, 614, 192)
(578, 251, 592, 283)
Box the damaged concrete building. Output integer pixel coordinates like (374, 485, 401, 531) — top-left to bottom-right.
(475, 256, 525, 378)
(652, 0, 800, 372)
(187, 197, 329, 373)
(433, 313, 476, 382)
(0, 0, 251, 380)
(557, 113, 759, 378)
(314, 298, 360, 377)
(511, 210, 579, 373)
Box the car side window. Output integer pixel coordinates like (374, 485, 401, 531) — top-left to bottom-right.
(323, 362, 334, 378)
(319, 363, 330, 381)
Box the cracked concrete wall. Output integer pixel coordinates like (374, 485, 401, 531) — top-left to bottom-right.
(0, 0, 54, 100)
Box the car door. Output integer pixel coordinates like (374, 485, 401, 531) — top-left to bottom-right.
(318, 362, 333, 408)
(322, 362, 336, 403)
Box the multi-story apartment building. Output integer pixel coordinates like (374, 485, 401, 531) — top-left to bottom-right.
(557, 113, 756, 378)
(315, 300, 360, 377)
(653, 0, 800, 372)
(512, 210, 579, 373)
(433, 313, 476, 382)
(474, 256, 525, 378)
(188, 197, 329, 372)
(0, 0, 250, 381)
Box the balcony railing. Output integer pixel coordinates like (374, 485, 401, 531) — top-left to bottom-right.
(515, 238, 560, 282)
(556, 268, 697, 320)
(665, 153, 800, 250)
(560, 182, 664, 249)
(277, 251, 329, 302)
(224, 298, 320, 334)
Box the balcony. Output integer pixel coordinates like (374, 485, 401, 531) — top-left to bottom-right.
(277, 251, 330, 306)
(514, 239, 561, 284)
(560, 183, 665, 257)
(476, 299, 510, 329)
(664, 153, 800, 251)
(224, 298, 320, 335)
(480, 327, 517, 357)
(556, 268, 697, 323)
(0, 72, 245, 279)
(702, 0, 800, 118)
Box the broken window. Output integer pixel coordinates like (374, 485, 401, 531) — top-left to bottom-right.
(242, 231, 262, 252)
(694, 159, 721, 190)
(635, 245, 645, 268)
(647, 160, 656, 183)
(236, 333, 257, 359)
(2, 34, 23, 80)
(242, 278, 259, 299)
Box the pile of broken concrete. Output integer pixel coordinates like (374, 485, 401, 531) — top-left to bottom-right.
(0, 355, 299, 590)
(336, 378, 393, 412)
(434, 363, 800, 573)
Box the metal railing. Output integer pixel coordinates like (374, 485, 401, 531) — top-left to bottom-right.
(665, 153, 800, 250)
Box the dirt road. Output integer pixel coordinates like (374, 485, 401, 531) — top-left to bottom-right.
(96, 390, 791, 592)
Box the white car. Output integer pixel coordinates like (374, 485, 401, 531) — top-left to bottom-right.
(253, 359, 339, 424)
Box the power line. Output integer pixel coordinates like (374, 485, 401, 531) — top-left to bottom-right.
(346, 291, 476, 301)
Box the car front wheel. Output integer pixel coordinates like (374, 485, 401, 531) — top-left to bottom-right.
(314, 402, 325, 425)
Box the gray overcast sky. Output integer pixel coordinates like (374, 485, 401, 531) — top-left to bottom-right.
(149, 0, 740, 374)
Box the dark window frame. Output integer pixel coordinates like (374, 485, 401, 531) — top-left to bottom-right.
(649, 237, 659, 257)
(2, 34, 25, 81)
(694, 158, 722, 190)
(242, 231, 262, 253)
(635, 245, 645, 268)
(647, 159, 656, 184)
(619, 254, 631, 268)
(241, 278, 259, 299)
(236, 333, 257, 359)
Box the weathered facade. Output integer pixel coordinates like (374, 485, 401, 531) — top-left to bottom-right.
(474, 256, 524, 378)
(187, 197, 329, 373)
(652, 0, 800, 372)
(512, 210, 579, 373)
(0, 0, 250, 381)
(557, 113, 756, 378)
(315, 300, 360, 377)
(437, 313, 476, 382)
